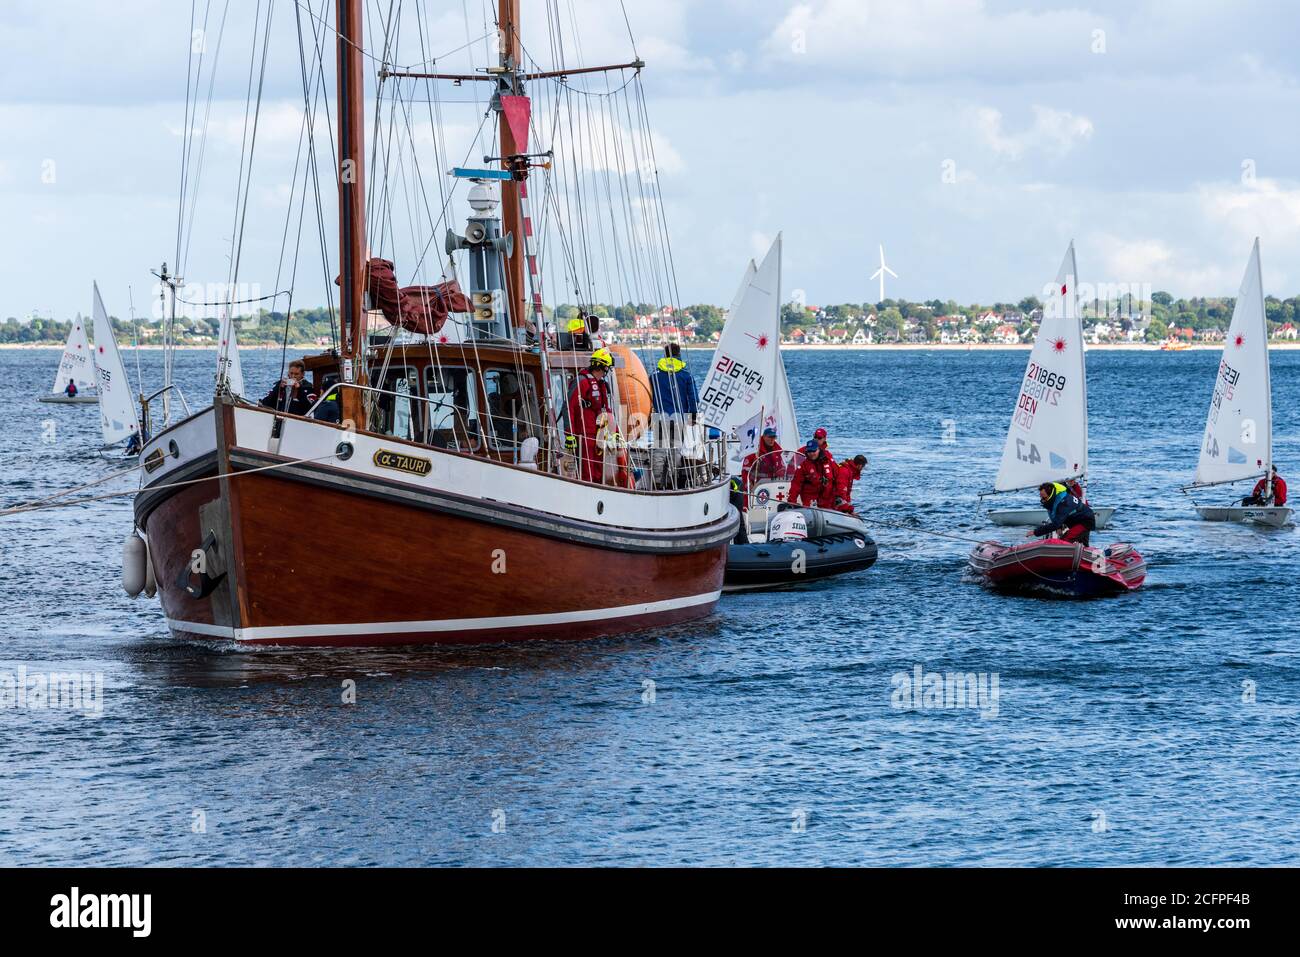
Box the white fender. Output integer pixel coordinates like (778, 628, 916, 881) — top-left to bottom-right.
(122, 532, 146, 597)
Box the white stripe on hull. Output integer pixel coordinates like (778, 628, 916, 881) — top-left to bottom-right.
(169, 590, 722, 643)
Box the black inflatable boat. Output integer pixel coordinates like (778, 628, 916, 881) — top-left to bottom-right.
(724, 506, 878, 591)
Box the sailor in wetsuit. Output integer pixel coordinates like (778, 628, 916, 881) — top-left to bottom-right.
(1028, 481, 1096, 545)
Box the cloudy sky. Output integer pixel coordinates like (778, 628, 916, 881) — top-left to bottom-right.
(2, 0, 1299, 321)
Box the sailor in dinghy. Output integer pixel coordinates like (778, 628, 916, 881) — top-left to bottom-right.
(1184, 239, 1294, 529)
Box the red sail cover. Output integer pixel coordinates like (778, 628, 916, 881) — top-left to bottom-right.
(365, 258, 471, 335)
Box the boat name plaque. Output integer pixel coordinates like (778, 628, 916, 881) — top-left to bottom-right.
(373, 449, 433, 477)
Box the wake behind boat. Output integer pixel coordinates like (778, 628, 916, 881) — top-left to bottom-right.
(1184, 239, 1293, 529)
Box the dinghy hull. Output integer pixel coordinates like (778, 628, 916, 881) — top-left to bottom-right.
(988, 505, 1116, 528)
(724, 532, 877, 591)
(1195, 505, 1293, 529)
(37, 395, 97, 405)
(968, 539, 1146, 597)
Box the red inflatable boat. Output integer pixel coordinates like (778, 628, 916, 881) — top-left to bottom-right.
(968, 538, 1146, 596)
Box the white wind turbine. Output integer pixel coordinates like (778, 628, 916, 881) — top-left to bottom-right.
(871, 244, 898, 302)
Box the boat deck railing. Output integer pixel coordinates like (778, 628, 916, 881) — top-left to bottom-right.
(296, 381, 728, 491)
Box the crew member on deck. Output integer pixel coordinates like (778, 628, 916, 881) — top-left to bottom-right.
(566, 348, 613, 483)
(813, 426, 833, 462)
(834, 454, 868, 513)
(741, 428, 786, 490)
(260, 359, 315, 416)
(789, 440, 839, 509)
(1029, 481, 1096, 545)
(1244, 465, 1287, 506)
(64, 380, 78, 399)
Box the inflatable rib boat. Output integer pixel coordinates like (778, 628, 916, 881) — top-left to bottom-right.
(725, 501, 877, 592)
(968, 538, 1146, 597)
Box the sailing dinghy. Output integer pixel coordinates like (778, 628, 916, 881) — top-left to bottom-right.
(986, 242, 1116, 528)
(1185, 239, 1292, 529)
(39, 315, 98, 404)
(697, 236, 877, 590)
(91, 282, 143, 455)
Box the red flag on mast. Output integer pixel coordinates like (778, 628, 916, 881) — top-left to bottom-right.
(501, 95, 531, 154)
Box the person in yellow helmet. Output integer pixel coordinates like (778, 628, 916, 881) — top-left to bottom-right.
(565, 349, 613, 482)
(560, 310, 595, 351)
(649, 342, 698, 488)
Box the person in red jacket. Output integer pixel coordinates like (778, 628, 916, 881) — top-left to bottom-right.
(834, 454, 868, 513)
(740, 428, 786, 490)
(566, 349, 614, 483)
(789, 441, 839, 509)
(813, 426, 833, 463)
(1245, 465, 1287, 506)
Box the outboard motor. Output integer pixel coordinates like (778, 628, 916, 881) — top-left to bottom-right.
(768, 510, 809, 542)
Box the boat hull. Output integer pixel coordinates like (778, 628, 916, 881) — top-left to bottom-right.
(988, 505, 1116, 529)
(136, 402, 735, 647)
(968, 538, 1146, 597)
(1195, 505, 1293, 529)
(37, 395, 97, 405)
(724, 532, 877, 592)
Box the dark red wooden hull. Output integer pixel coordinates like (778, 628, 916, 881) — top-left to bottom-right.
(137, 405, 732, 647)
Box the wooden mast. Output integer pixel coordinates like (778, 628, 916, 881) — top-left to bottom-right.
(497, 0, 527, 329)
(336, 0, 368, 428)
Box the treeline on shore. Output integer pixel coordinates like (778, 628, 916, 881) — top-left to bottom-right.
(8, 292, 1300, 345)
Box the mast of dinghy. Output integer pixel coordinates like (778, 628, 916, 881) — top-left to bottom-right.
(336, 0, 368, 431)
(1255, 239, 1273, 494)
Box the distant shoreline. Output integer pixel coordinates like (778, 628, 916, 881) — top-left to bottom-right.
(6, 341, 1299, 352)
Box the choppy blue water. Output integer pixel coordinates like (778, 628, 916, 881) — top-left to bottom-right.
(2, 345, 1298, 866)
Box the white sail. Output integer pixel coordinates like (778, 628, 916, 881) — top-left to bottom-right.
(1193, 238, 1271, 487)
(51, 314, 95, 394)
(994, 242, 1088, 491)
(217, 309, 246, 398)
(699, 236, 795, 467)
(774, 358, 800, 452)
(91, 282, 141, 446)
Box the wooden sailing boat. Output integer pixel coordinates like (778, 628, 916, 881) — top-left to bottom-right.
(39, 314, 98, 404)
(1186, 239, 1292, 528)
(131, 0, 735, 646)
(985, 243, 1116, 528)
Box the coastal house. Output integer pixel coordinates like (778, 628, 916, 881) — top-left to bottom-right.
(829, 328, 848, 343)
(992, 322, 1020, 344)
(851, 328, 871, 345)
(1275, 322, 1298, 340)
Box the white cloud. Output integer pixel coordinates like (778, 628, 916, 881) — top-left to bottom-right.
(763, 0, 1105, 79)
(972, 106, 1094, 161)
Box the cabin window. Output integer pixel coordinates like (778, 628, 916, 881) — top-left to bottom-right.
(423, 365, 480, 451)
(483, 369, 540, 454)
(551, 371, 574, 432)
(367, 366, 420, 441)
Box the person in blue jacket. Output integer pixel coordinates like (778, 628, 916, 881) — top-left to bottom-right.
(649, 342, 698, 488)
(1029, 481, 1096, 545)
(650, 342, 698, 417)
